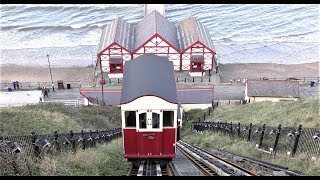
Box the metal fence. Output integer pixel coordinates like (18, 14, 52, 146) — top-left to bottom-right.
(228, 77, 320, 84)
(0, 128, 122, 175)
(191, 121, 320, 159)
(0, 81, 82, 91)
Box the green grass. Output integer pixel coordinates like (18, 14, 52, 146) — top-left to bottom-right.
(210, 97, 320, 128)
(181, 97, 320, 175)
(183, 131, 320, 176)
(35, 140, 129, 176)
(3, 139, 129, 176)
(0, 103, 121, 136)
(0, 103, 126, 176)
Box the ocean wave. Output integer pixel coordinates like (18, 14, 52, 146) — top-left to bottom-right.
(14, 24, 104, 32)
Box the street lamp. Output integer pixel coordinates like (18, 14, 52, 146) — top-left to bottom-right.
(46, 54, 55, 92)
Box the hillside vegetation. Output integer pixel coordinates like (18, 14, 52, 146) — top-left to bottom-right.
(210, 97, 320, 128)
(0, 103, 121, 136)
(0, 103, 127, 176)
(182, 97, 320, 175)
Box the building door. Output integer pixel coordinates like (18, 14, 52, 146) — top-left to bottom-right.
(136, 110, 163, 156)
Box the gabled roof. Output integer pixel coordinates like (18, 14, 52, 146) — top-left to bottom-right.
(97, 17, 134, 55)
(81, 87, 214, 106)
(246, 80, 300, 98)
(134, 10, 180, 52)
(178, 16, 215, 53)
(120, 54, 178, 104)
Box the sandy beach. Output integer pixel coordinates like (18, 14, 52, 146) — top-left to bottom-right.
(0, 62, 319, 86)
(218, 62, 319, 83)
(0, 64, 94, 87)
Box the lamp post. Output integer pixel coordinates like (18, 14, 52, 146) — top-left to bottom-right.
(46, 54, 55, 92)
(99, 57, 105, 105)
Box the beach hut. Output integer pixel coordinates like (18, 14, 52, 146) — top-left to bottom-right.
(97, 17, 134, 77)
(132, 10, 181, 71)
(178, 16, 217, 75)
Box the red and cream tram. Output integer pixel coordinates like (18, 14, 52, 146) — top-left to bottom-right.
(120, 54, 182, 166)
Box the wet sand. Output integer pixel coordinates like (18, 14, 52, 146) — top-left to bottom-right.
(0, 62, 319, 86)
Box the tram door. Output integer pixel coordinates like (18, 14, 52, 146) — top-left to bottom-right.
(137, 110, 163, 156)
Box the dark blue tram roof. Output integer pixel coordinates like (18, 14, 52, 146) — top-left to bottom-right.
(120, 54, 178, 104)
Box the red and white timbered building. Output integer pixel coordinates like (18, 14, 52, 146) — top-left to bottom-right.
(178, 17, 217, 73)
(132, 10, 181, 71)
(97, 17, 134, 76)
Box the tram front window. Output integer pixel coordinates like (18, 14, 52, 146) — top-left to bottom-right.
(139, 113, 147, 129)
(152, 113, 160, 129)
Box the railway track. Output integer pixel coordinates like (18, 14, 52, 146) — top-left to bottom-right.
(177, 141, 303, 176)
(126, 159, 175, 176)
(177, 141, 255, 176)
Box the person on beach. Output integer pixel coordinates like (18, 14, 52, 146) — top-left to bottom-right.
(16, 81, 20, 89)
(43, 87, 49, 98)
(12, 81, 16, 90)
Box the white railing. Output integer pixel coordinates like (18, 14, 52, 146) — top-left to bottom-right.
(43, 99, 85, 107)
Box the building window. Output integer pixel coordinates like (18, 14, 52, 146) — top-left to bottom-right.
(139, 113, 147, 129)
(152, 113, 160, 129)
(125, 111, 136, 127)
(163, 111, 174, 127)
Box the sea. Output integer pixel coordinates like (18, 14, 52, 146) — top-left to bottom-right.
(0, 4, 319, 67)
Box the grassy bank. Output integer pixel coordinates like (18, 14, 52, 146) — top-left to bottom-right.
(210, 97, 320, 128)
(182, 97, 320, 175)
(183, 131, 320, 175)
(0, 103, 127, 176)
(3, 140, 129, 176)
(0, 103, 121, 136)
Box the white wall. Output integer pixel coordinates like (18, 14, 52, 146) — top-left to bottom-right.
(249, 97, 298, 103)
(0, 90, 44, 107)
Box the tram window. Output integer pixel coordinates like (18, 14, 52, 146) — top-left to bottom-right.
(152, 113, 160, 128)
(125, 111, 136, 127)
(139, 113, 147, 129)
(163, 111, 174, 127)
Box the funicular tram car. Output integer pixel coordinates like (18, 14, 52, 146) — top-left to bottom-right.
(120, 54, 182, 167)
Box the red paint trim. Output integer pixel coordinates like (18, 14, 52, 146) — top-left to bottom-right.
(120, 95, 178, 105)
(81, 89, 121, 92)
(98, 42, 131, 57)
(181, 40, 216, 55)
(156, 34, 181, 53)
(133, 34, 157, 54)
(197, 41, 216, 55)
(133, 34, 181, 54)
(79, 91, 94, 104)
(179, 55, 182, 71)
(80, 87, 213, 93)
(125, 155, 175, 158)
